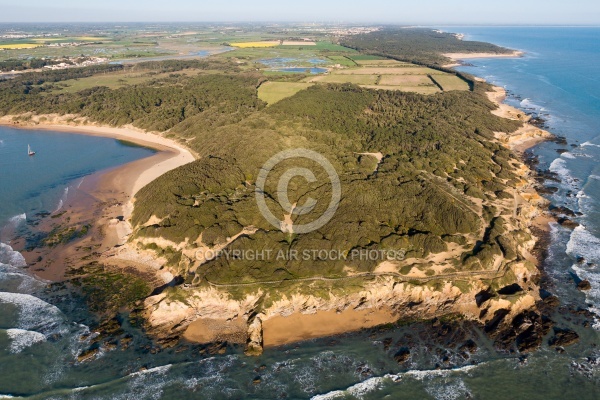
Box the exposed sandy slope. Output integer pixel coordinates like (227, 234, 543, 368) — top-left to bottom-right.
(486, 86, 553, 153)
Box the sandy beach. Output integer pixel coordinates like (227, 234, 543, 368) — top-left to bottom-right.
(262, 308, 397, 347)
(443, 50, 524, 67)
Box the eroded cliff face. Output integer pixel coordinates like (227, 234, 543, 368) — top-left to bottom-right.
(140, 255, 543, 355)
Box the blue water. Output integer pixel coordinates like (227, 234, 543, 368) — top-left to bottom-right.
(0, 126, 155, 238)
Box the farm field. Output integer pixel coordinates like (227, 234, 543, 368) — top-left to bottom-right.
(230, 41, 281, 48)
(299, 58, 466, 95)
(353, 59, 407, 66)
(281, 41, 316, 46)
(378, 74, 434, 86)
(0, 43, 41, 49)
(309, 74, 378, 85)
(258, 82, 313, 105)
(326, 55, 356, 67)
(31, 36, 110, 42)
(348, 54, 386, 61)
(429, 74, 471, 91)
(361, 84, 441, 94)
(335, 66, 446, 75)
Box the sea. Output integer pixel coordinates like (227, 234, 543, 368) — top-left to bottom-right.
(1, 27, 600, 399)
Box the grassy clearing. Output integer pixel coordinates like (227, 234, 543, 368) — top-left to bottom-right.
(258, 81, 312, 105)
(230, 41, 280, 48)
(429, 75, 471, 91)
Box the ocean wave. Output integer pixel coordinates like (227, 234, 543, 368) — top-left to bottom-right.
(53, 187, 69, 213)
(311, 365, 480, 400)
(0, 243, 26, 268)
(549, 158, 579, 190)
(38, 363, 174, 400)
(590, 175, 600, 181)
(0, 270, 43, 294)
(425, 378, 471, 400)
(8, 213, 26, 225)
(1, 213, 27, 243)
(520, 98, 546, 112)
(561, 152, 576, 159)
(0, 292, 66, 335)
(582, 141, 600, 148)
(567, 221, 600, 329)
(566, 225, 600, 264)
(5, 328, 47, 353)
(312, 377, 386, 400)
(130, 364, 173, 377)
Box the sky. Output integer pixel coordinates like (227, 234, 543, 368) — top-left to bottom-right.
(1, 0, 599, 24)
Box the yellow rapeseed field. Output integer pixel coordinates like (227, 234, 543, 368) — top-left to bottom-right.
(0, 43, 42, 49)
(230, 41, 280, 48)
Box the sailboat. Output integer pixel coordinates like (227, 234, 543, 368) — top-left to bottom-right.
(28, 144, 36, 156)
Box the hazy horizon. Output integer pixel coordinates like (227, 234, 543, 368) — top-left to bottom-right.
(2, 0, 600, 25)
